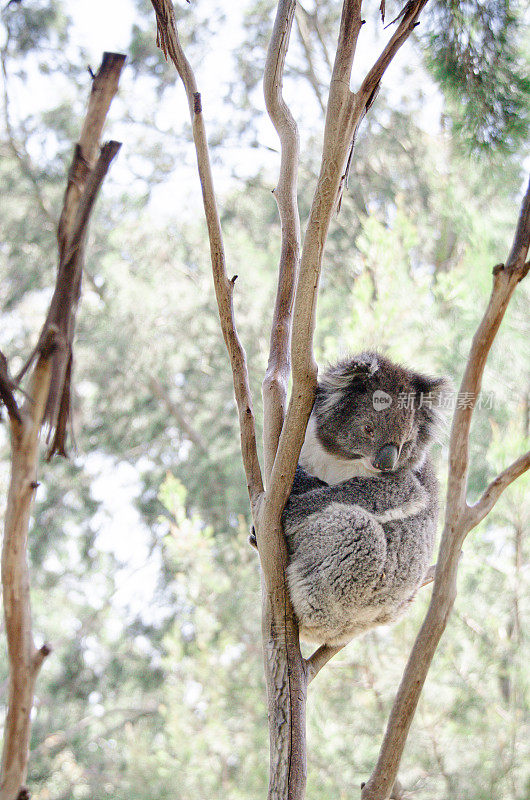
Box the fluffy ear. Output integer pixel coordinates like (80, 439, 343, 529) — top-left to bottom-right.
(412, 374, 453, 442)
(412, 374, 452, 402)
(319, 353, 379, 392)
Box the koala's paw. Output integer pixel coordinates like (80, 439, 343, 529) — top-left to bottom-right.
(248, 526, 258, 550)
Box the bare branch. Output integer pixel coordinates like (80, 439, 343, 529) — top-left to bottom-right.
(13, 55, 125, 443)
(331, 0, 363, 86)
(446, 176, 530, 514)
(361, 177, 530, 800)
(1, 56, 124, 800)
(357, 1, 428, 113)
(148, 5, 444, 800)
(41, 52, 126, 456)
(151, 0, 264, 505)
(465, 451, 530, 530)
(1, 381, 51, 798)
(264, 0, 424, 539)
(43, 140, 122, 456)
(57, 52, 126, 260)
(305, 643, 345, 684)
(262, 2, 362, 535)
(262, 0, 301, 485)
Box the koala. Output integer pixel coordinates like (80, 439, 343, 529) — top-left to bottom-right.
(283, 352, 447, 647)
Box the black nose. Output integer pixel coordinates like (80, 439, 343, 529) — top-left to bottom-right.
(373, 444, 399, 472)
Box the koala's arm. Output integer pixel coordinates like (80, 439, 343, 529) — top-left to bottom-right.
(284, 469, 427, 522)
(290, 465, 328, 495)
(248, 467, 327, 550)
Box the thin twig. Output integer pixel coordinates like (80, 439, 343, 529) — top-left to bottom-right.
(465, 451, 530, 529)
(43, 140, 122, 457)
(151, 0, 264, 506)
(305, 643, 345, 683)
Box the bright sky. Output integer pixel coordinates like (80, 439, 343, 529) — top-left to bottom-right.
(67, 0, 135, 57)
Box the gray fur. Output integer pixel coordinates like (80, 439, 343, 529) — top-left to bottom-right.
(283, 352, 447, 646)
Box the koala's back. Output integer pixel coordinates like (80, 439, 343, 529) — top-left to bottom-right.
(284, 461, 438, 645)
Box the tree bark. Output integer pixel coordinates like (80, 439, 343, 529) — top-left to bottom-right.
(0, 53, 124, 800)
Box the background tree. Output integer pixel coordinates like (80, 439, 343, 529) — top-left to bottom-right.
(0, 38, 124, 797)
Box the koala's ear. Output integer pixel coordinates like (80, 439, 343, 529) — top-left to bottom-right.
(412, 374, 452, 401)
(412, 374, 453, 441)
(320, 353, 379, 392)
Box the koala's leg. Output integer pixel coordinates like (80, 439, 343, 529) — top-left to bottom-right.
(286, 505, 387, 645)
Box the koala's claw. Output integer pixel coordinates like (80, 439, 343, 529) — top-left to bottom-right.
(248, 526, 258, 550)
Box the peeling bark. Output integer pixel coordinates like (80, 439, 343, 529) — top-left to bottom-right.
(0, 53, 124, 800)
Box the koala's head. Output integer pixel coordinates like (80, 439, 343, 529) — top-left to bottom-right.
(313, 352, 449, 474)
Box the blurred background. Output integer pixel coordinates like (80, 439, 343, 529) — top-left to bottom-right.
(0, 1, 528, 798)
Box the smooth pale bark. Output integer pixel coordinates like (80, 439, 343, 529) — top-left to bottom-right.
(151, 0, 264, 505)
(260, 5, 307, 797)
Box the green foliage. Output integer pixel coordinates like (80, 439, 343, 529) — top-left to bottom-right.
(425, 0, 530, 154)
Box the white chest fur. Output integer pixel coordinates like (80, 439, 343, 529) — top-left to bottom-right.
(299, 413, 379, 485)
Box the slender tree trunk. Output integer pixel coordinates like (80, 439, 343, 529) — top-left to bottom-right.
(0, 53, 124, 800)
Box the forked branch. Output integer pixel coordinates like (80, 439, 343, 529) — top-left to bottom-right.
(264, 0, 428, 537)
(358, 1, 428, 105)
(148, 6, 452, 800)
(43, 139, 122, 456)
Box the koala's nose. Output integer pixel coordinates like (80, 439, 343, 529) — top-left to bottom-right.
(373, 444, 399, 472)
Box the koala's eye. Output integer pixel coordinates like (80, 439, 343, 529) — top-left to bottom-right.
(363, 424, 374, 437)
